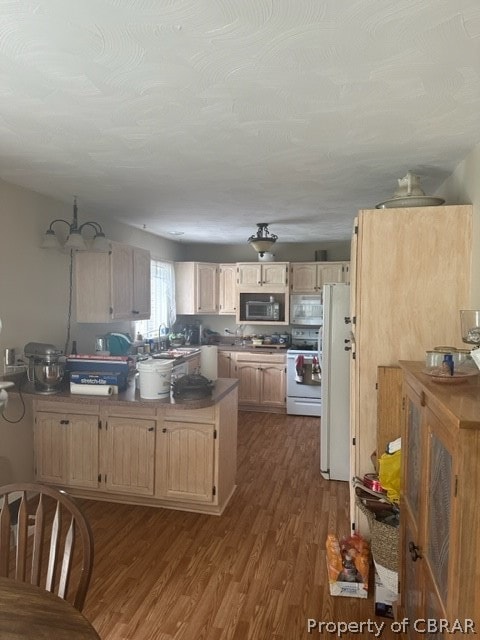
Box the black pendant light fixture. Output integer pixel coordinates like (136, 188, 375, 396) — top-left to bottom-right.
(247, 223, 278, 257)
(41, 197, 109, 252)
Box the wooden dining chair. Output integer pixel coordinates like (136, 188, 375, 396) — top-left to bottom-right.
(0, 482, 94, 611)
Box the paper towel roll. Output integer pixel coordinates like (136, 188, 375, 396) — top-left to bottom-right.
(200, 345, 218, 380)
(70, 383, 114, 396)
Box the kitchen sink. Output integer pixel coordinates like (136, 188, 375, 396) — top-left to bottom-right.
(152, 347, 200, 360)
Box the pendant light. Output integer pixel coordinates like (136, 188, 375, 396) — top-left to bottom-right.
(247, 223, 278, 257)
(41, 197, 109, 252)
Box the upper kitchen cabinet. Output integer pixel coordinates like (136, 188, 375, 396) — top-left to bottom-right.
(175, 262, 218, 315)
(218, 264, 237, 315)
(350, 204, 472, 533)
(290, 261, 349, 293)
(237, 262, 289, 290)
(75, 242, 151, 323)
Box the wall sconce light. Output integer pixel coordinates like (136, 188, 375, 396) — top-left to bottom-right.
(247, 222, 278, 256)
(41, 197, 109, 251)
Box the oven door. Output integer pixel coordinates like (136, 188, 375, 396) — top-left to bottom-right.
(286, 352, 321, 398)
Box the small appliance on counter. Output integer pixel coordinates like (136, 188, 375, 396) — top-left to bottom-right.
(172, 372, 214, 400)
(106, 332, 133, 355)
(24, 342, 65, 394)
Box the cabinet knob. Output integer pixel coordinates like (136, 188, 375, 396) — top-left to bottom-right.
(408, 541, 422, 562)
(132, 309, 140, 314)
(148, 427, 154, 432)
(162, 428, 167, 433)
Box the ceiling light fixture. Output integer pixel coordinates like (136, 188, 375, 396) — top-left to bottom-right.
(248, 223, 278, 256)
(41, 197, 109, 252)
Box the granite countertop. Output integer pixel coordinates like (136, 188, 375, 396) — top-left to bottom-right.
(6, 374, 239, 411)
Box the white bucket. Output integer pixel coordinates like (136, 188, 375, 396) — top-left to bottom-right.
(137, 359, 174, 399)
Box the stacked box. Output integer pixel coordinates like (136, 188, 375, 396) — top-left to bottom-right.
(374, 572, 397, 618)
(66, 355, 131, 391)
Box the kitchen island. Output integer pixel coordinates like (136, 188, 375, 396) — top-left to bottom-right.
(30, 378, 238, 515)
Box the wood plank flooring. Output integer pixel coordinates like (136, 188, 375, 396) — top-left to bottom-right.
(80, 412, 401, 640)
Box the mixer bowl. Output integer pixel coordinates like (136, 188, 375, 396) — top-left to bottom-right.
(32, 360, 65, 393)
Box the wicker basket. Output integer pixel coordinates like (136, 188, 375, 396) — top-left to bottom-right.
(356, 498, 398, 573)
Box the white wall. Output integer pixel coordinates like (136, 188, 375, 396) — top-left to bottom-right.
(436, 143, 480, 305)
(179, 240, 350, 263)
(0, 178, 183, 483)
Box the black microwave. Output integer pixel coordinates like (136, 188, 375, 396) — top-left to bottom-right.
(245, 300, 280, 321)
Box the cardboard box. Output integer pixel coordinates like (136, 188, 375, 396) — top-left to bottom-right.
(327, 570, 368, 598)
(374, 572, 397, 618)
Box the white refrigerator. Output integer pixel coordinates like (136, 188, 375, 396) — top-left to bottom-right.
(319, 283, 351, 481)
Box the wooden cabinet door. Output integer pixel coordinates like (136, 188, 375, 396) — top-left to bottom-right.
(187, 353, 201, 374)
(105, 417, 155, 495)
(132, 248, 151, 319)
(318, 262, 345, 285)
(75, 251, 112, 322)
(262, 263, 288, 286)
(35, 412, 66, 484)
(66, 414, 100, 489)
(159, 421, 215, 503)
(110, 243, 134, 320)
(218, 351, 233, 378)
(237, 263, 262, 287)
(218, 264, 237, 314)
(290, 264, 318, 292)
(196, 263, 218, 313)
(110, 244, 151, 320)
(424, 410, 455, 616)
(235, 362, 261, 404)
(260, 363, 285, 407)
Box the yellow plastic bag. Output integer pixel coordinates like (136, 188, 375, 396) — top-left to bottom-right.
(378, 450, 401, 503)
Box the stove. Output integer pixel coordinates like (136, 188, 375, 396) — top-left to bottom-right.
(287, 327, 322, 416)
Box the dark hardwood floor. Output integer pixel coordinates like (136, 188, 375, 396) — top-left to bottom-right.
(80, 411, 400, 639)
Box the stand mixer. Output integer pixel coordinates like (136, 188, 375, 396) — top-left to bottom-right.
(460, 310, 480, 370)
(24, 342, 65, 394)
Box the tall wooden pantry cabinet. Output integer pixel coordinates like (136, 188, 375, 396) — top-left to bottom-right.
(349, 205, 472, 531)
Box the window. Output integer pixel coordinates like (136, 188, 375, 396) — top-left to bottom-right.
(135, 259, 176, 338)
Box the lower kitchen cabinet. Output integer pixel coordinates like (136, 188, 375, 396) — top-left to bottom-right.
(103, 416, 155, 496)
(234, 352, 286, 412)
(35, 408, 100, 489)
(218, 350, 234, 378)
(157, 421, 215, 503)
(399, 361, 480, 631)
(187, 353, 201, 373)
(32, 382, 238, 515)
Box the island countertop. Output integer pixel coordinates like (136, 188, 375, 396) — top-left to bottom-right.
(8, 375, 239, 411)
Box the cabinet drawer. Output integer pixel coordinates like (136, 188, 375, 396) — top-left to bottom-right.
(34, 399, 100, 415)
(235, 352, 286, 364)
(105, 404, 157, 418)
(163, 405, 216, 423)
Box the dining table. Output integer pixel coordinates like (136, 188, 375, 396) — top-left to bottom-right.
(0, 576, 100, 639)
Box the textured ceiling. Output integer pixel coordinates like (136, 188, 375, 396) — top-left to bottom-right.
(1, 0, 480, 244)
